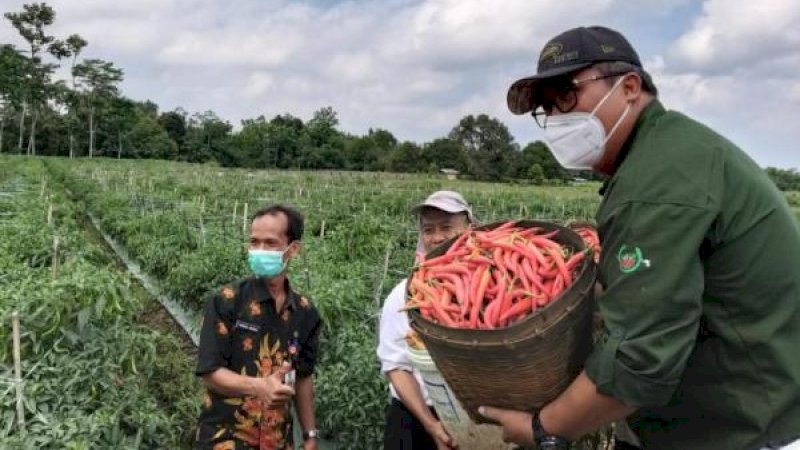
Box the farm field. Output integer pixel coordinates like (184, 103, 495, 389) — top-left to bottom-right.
(2, 154, 610, 448)
(0, 157, 198, 449)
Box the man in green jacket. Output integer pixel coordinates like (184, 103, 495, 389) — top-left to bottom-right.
(479, 25, 800, 450)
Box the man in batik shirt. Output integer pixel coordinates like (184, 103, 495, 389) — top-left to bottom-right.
(195, 204, 322, 450)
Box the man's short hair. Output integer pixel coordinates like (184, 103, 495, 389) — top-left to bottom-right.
(251, 204, 304, 242)
(594, 61, 658, 96)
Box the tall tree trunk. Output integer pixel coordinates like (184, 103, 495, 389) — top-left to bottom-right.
(69, 133, 74, 158)
(88, 105, 94, 158)
(17, 102, 27, 153)
(117, 130, 122, 159)
(27, 111, 37, 156)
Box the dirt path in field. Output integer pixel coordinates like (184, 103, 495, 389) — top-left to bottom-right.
(85, 217, 199, 351)
(60, 184, 199, 352)
(84, 211, 202, 345)
(137, 301, 197, 353)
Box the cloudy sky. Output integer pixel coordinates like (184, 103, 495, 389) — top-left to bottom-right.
(2, 0, 799, 169)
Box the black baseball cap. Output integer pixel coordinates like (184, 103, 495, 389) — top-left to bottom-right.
(507, 26, 651, 115)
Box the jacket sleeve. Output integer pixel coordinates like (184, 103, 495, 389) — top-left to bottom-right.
(585, 200, 715, 406)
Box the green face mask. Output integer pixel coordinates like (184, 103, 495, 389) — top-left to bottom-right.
(247, 249, 286, 278)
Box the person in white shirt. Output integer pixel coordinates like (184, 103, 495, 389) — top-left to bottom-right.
(377, 191, 475, 450)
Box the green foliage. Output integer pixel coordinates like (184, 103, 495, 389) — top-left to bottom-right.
(529, 163, 546, 185)
(766, 167, 800, 192)
(72, 59, 122, 97)
(126, 110, 178, 159)
(448, 114, 518, 181)
(518, 141, 565, 181)
(1, 324, 197, 449)
(0, 157, 197, 449)
(158, 109, 187, 147)
(385, 141, 424, 173)
(182, 111, 232, 163)
(422, 137, 466, 173)
(164, 237, 246, 303)
(3, 3, 56, 59)
(0, 44, 31, 102)
(314, 323, 388, 446)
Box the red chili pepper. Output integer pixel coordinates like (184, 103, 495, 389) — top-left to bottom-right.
(498, 298, 533, 324)
(421, 249, 469, 267)
(469, 267, 492, 328)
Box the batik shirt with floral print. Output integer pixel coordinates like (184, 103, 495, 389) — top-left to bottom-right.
(194, 278, 321, 450)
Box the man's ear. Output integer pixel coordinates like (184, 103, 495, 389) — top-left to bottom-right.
(286, 240, 301, 259)
(622, 72, 642, 101)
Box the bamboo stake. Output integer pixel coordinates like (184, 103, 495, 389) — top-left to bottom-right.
(12, 311, 25, 431)
(301, 246, 312, 293)
(232, 200, 238, 225)
(199, 216, 206, 247)
(242, 203, 249, 234)
(319, 220, 325, 238)
(51, 236, 59, 279)
(47, 204, 53, 226)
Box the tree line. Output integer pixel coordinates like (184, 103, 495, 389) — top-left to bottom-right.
(3, 3, 796, 190)
(0, 3, 594, 184)
(765, 168, 800, 192)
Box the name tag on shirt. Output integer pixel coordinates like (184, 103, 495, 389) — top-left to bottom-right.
(235, 320, 260, 333)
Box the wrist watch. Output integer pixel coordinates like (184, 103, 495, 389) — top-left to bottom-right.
(531, 411, 570, 450)
(302, 429, 320, 440)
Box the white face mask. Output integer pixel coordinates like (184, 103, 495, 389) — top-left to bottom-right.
(543, 75, 631, 171)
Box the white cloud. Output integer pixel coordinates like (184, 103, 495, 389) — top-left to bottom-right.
(244, 72, 276, 97)
(649, 0, 800, 168)
(158, 31, 296, 67)
(324, 52, 379, 84)
(386, 0, 617, 70)
(670, 0, 800, 73)
(790, 82, 800, 103)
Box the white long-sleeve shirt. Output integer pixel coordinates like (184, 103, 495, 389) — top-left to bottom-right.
(376, 279, 431, 405)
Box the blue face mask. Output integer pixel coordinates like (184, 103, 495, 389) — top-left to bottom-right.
(248, 249, 287, 278)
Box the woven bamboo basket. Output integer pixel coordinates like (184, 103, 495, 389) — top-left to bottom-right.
(409, 220, 596, 423)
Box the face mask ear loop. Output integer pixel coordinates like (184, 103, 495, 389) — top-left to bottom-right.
(603, 101, 632, 146)
(282, 243, 292, 266)
(588, 75, 629, 147)
(590, 74, 626, 116)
